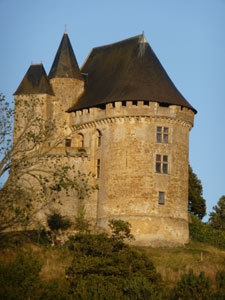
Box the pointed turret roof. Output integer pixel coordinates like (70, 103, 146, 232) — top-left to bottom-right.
(68, 34, 196, 113)
(48, 32, 83, 80)
(14, 64, 54, 95)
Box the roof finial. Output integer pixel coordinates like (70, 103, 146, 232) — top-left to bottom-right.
(138, 31, 148, 57)
(64, 24, 67, 34)
(142, 30, 144, 36)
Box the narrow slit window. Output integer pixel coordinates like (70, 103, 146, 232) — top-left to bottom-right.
(78, 133, 84, 148)
(97, 130, 102, 147)
(158, 192, 165, 205)
(97, 159, 101, 178)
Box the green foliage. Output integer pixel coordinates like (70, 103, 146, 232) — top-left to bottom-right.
(109, 219, 134, 242)
(208, 195, 225, 231)
(66, 228, 163, 299)
(0, 93, 96, 233)
(188, 165, 206, 219)
(214, 271, 225, 300)
(0, 251, 42, 300)
(172, 269, 213, 300)
(0, 184, 33, 232)
(0, 230, 51, 249)
(47, 211, 71, 232)
(74, 206, 90, 234)
(189, 214, 225, 249)
(34, 279, 72, 300)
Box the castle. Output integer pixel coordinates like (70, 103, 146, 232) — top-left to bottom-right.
(14, 32, 196, 246)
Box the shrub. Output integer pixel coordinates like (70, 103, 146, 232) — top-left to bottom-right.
(189, 214, 225, 249)
(172, 269, 213, 300)
(66, 229, 164, 299)
(213, 271, 225, 300)
(74, 206, 90, 234)
(0, 251, 42, 300)
(47, 211, 71, 232)
(109, 219, 134, 242)
(35, 279, 72, 300)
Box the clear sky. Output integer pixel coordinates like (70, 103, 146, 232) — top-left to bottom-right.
(1, 0, 225, 220)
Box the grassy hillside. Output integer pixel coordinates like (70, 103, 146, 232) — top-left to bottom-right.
(141, 242, 225, 287)
(0, 233, 224, 288)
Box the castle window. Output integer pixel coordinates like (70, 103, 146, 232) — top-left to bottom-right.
(97, 159, 101, 178)
(78, 133, 84, 148)
(156, 127, 168, 143)
(97, 130, 102, 147)
(158, 192, 165, 205)
(65, 139, 71, 147)
(156, 155, 168, 174)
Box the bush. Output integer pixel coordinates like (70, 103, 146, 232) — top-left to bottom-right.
(189, 214, 225, 249)
(74, 206, 90, 234)
(0, 251, 42, 300)
(66, 230, 164, 299)
(213, 271, 225, 300)
(172, 269, 213, 300)
(34, 279, 72, 300)
(47, 211, 71, 232)
(109, 219, 134, 242)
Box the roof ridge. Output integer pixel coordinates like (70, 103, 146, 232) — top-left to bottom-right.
(92, 34, 142, 51)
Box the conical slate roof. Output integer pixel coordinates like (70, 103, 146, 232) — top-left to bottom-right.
(69, 34, 196, 113)
(14, 64, 54, 95)
(48, 32, 83, 80)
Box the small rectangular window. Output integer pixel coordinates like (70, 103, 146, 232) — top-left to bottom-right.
(158, 192, 165, 205)
(97, 159, 101, 178)
(156, 155, 168, 174)
(156, 126, 168, 143)
(65, 139, 71, 147)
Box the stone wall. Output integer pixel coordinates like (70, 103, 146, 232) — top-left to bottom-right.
(71, 101, 194, 246)
(14, 83, 194, 246)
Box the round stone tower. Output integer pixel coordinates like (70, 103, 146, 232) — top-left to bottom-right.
(69, 33, 196, 246)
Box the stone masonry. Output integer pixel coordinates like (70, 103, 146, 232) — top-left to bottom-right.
(14, 32, 196, 246)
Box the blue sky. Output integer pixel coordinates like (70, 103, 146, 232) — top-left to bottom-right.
(1, 0, 225, 220)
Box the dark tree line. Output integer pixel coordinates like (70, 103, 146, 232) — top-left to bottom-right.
(188, 165, 206, 219)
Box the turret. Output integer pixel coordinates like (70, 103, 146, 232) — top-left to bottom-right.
(14, 63, 54, 140)
(48, 32, 84, 113)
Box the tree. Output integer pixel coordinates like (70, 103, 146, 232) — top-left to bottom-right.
(0, 93, 95, 232)
(172, 269, 213, 300)
(66, 221, 163, 299)
(0, 251, 42, 300)
(108, 219, 134, 242)
(208, 196, 225, 231)
(188, 165, 206, 219)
